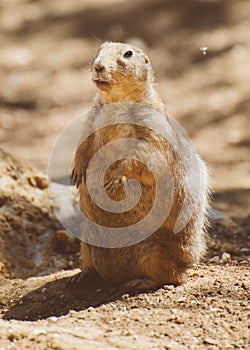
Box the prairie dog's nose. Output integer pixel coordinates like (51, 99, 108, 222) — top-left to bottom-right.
(93, 59, 105, 72)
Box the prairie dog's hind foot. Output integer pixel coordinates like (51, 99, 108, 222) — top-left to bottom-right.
(122, 277, 181, 292)
(67, 269, 101, 287)
(122, 278, 162, 292)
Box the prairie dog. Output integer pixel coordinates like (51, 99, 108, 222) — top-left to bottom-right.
(70, 42, 209, 290)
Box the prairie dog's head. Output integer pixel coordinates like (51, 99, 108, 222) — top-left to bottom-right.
(92, 42, 153, 93)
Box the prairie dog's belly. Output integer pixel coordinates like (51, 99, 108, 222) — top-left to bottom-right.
(88, 228, 180, 285)
(90, 245, 140, 284)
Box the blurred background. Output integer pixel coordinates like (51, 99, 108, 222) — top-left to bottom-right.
(0, 0, 249, 222)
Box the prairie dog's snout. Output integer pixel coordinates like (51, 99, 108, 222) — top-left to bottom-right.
(93, 60, 105, 73)
(92, 48, 115, 89)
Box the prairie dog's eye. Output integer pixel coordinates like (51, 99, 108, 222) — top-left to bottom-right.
(123, 50, 133, 58)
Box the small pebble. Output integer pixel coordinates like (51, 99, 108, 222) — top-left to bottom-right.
(32, 328, 46, 336)
(176, 296, 186, 302)
(221, 252, 231, 263)
(204, 336, 218, 345)
(240, 247, 249, 252)
(121, 293, 130, 300)
(163, 285, 175, 291)
(50, 316, 58, 322)
(210, 256, 220, 263)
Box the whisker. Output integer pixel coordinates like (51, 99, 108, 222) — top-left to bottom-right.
(91, 33, 102, 44)
(119, 26, 124, 43)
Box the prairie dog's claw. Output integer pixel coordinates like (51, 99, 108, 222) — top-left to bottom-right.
(104, 175, 127, 192)
(70, 168, 85, 188)
(67, 270, 101, 287)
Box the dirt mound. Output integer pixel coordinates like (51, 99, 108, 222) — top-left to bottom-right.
(0, 148, 79, 279)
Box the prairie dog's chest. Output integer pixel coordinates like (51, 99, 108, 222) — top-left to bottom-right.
(90, 104, 146, 150)
(92, 122, 138, 152)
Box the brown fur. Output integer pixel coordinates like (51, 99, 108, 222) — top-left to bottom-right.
(70, 42, 209, 290)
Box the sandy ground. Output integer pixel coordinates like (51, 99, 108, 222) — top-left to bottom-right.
(0, 264, 249, 350)
(0, 0, 249, 349)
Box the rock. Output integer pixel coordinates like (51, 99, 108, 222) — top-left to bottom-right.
(208, 208, 242, 236)
(27, 173, 47, 190)
(48, 182, 81, 230)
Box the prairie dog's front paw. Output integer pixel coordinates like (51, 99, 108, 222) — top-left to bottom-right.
(104, 175, 127, 192)
(70, 166, 85, 188)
